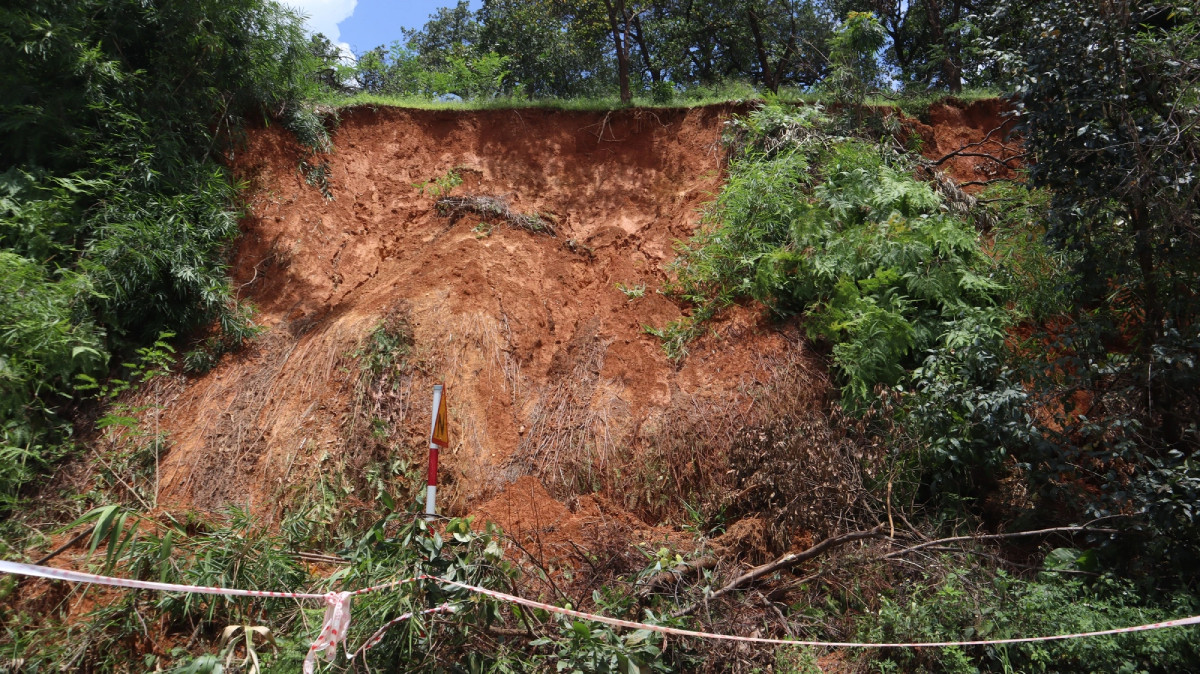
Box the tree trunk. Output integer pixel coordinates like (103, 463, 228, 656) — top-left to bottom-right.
(1132, 202, 1173, 441)
(604, 0, 633, 104)
(772, 1, 799, 89)
(746, 7, 779, 93)
(945, 1, 964, 93)
(926, 0, 962, 92)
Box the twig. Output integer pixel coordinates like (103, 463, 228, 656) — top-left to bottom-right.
(673, 525, 885, 618)
(885, 478, 895, 539)
(90, 447, 153, 512)
(507, 536, 571, 606)
(958, 178, 1018, 188)
(936, 151, 1027, 167)
(636, 557, 717, 600)
(881, 525, 1119, 561)
(921, 545, 1099, 576)
(291, 551, 348, 565)
(504, 573, 541, 637)
(932, 124, 1017, 165)
(756, 590, 795, 638)
(34, 526, 95, 565)
(488, 626, 534, 638)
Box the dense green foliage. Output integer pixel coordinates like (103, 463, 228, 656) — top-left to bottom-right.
(977, 0, 1200, 580)
(863, 556, 1200, 673)
(325, 0, 1005, 104)
(0, 0, 322, 508)
(666, 101, 1004, 410)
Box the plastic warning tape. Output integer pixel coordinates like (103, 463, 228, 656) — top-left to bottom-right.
(0, 560, 417, 674)
(4, 560, 1200, 658)
(428, 575, 1200, 648)
(0, 559, 416, 599)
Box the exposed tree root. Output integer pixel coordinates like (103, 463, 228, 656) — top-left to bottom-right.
(437, 195, 556, 236)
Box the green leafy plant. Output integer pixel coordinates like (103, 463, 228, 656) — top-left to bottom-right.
(415, 168, 464, 197)
(861, 559, 1200, 673)
(659, 103, 1004, 409)
(826, 11, 887, 123)
(615, 281, 647, 300)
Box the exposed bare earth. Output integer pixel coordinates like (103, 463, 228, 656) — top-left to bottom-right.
(135, 100, 1017, 547)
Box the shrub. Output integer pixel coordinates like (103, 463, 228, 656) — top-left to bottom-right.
(664, 103, 1004, 409)
(861, 560, 1200, 673)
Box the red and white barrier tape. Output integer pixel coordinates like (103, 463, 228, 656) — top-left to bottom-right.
(0, 560, 414, 673)
(4, 560, 1200, 662)
(305, 592, 351, 674)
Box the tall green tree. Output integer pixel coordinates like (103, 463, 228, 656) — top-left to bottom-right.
(480, 0, 612, 97)
(402, 0, 482, 72)
(835, 0, 996, 91)
(983, 0, 1200, 572)
(356, 2, 509, 99)
(1011, 0, 1199, 443)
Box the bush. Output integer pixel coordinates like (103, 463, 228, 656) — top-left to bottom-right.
(0, 0, 318, 512)
(862, 560, 1200, 673)
(664, 103, 1004, 409)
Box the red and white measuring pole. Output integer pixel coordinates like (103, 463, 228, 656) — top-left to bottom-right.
(426, 384, 449, 518)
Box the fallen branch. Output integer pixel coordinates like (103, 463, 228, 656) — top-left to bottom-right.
(34, 526, 95, 566)
(919, 545, 1099, 576)
(488, 626, 534, 638)
(936, 151, 1028, 167)
(672, 524, 885, 618)
(291, 551, 348, 565)
(881, 524, 1119, 561)
(636, 557, 716, 600)
(932, 124, 1019, 165)
(958, 178, 1019, 188)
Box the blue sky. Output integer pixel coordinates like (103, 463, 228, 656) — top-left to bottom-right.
(286, 0, 481, 58)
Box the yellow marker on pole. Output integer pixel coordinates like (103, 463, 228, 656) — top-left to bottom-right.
(426, 385, 449, 518)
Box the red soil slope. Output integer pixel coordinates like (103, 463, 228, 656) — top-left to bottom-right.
(143, 100, 1015, 539)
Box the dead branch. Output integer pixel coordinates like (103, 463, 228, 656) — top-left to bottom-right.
(488, 626, 534, 638)
(881, 524, 1119, 561)
(935, 151, 1028, 167)
(932, 124, 1019, 165)
(291, 551, 348, 565)
(920, 545, 1099, 576)
(756, 590, 795, 638)
(672, 524, 885, 618)
(636, 557, 717, 600)
(34, 526, 95, 566)
(958, 178, 1019, 188)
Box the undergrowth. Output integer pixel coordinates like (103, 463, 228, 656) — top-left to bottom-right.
(861, 555, 1200, 673)
(0, 496, 696, 673)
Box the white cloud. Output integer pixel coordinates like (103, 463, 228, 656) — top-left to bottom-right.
(286, 0, 357, 60)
